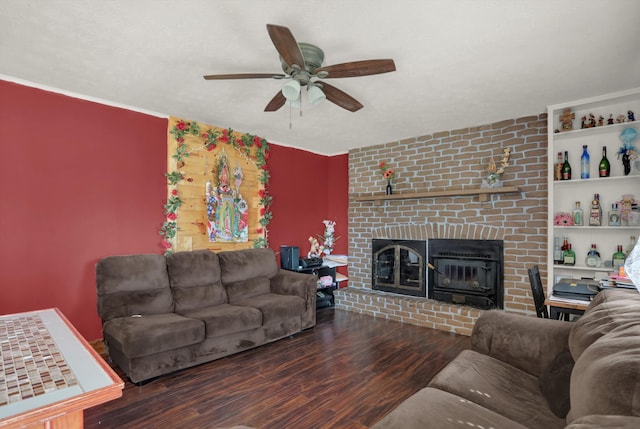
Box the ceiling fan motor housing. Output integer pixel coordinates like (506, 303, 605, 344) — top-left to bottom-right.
(280, 42, 325, 83)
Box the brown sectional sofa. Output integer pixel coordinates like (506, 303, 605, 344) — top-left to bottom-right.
(96, 248, 317, 383)
(371, 288, 640, 428)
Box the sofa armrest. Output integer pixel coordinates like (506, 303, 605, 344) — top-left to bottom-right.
(270, 269, 317, 307)
(270, 269, 317, 329)
(471, 310, 572, 377)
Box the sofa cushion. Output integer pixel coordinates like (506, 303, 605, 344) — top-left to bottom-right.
(218, 248, 278, 284)
(182, 304, 262, 338)
(568, 324, 640, 421)
(370, 387, 528, 429)
(103, 313, 204, 358)
(538, 347, 574, 418)
(232, 294, 306, 325)
(226, 277, 271, 303)
(96, 254, 174, 321)
(569, 289, 640, 361)
(166, 249, 227, 312)
(428, 349, 565, 429)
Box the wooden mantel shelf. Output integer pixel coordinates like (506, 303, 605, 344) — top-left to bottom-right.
(353, 186, 520, 203)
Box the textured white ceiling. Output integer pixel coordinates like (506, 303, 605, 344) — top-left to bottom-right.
(1, 0, 639, 155)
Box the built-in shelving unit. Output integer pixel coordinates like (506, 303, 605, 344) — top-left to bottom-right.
(354, 186, 520, 203)
(547, 88, 640, 290)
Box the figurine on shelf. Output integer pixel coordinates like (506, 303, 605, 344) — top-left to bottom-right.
(629, 110, 636, 122)
(617, 114, 627, 123)
(559, 108, 575, 131)
(608, 114, 615, 125)
(598, 115, 605, 127)
(308, 236, 324, 258)
(618, 194, 638, 225)
(617, 127, 639, 176)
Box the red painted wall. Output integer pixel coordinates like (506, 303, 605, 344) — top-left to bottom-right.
(0, 80, 168, 340)
(0, 80, 349, 340)
(267, 146, 348, 257)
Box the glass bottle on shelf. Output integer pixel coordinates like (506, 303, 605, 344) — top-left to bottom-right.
(612, 245, 626, 270)
(585, 244, 601, 268)
(553, 236, 563, 265)
(608, 203, 621, 226)
(572, 201, 583, 226)
(589, 194, 602, 226)
(561, 151, 571, 180)
(554, 152, 563, 181)
(580, 145, 590, 179)
(599, 146, 610, 177)
(562, 243, 576, 266)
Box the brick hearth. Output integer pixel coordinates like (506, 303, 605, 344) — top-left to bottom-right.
(335, 114, 548, 335)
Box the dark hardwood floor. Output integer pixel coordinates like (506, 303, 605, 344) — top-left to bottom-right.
(85, 308, 470, 429)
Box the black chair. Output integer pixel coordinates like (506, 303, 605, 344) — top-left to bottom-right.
(528, 265, 549, 318)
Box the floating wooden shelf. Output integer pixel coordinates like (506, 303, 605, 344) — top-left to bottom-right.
(353, 186, 520, 203)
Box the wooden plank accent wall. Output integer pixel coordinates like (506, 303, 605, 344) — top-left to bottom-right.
(167, 117, 266, 252)
(336, 114, 549, 335)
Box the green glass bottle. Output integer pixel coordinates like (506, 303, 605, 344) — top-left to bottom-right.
(562, 243, 576, 266)
(561, 151, 571, 180)
(599, 146, 610, 177)
(612, 245, 626, 270)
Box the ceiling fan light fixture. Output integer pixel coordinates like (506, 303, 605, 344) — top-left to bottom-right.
(282, 79, 301, 100)
(307, 85, 326, 106)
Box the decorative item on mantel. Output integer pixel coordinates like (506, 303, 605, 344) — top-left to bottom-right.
(618, 127, 639, 175)
(481, 148, 511, 188)
(378, 161, 396, 195)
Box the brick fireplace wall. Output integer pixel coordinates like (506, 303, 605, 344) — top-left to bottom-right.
(335, 114, 548, 335)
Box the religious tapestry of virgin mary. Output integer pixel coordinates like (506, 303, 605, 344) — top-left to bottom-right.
(162, 116, 271, 254)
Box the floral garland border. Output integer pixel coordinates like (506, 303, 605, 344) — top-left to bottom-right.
(159, 119, 272, 254)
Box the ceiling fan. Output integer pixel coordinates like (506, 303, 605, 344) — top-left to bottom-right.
(203, 24, 396, 112)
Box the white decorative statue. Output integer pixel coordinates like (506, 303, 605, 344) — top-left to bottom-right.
(321, 220, 336, 256)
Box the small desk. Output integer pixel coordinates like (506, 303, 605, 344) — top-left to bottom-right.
(544, 297, 590, 320)
(0, 308, 123, 428)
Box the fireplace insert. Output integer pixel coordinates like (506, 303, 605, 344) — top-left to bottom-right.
(428, 239, 504, 309)
(372, 239, 426, 297)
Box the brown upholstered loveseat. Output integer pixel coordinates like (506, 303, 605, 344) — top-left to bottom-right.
(372, 288, 640, 428)
(96, 248, 317, 383)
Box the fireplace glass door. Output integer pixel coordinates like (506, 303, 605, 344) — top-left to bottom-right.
(372, 239, 426, 297)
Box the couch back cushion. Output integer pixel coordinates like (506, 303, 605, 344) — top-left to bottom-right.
(569, 289, 640, 361)
(218, 248, 278, 284)
(96, 254, 174, 322)
(568, 325, 640, 420)
(226, 277, 272, 304)
(166, 250, 227, 312)
(567, 289, 640, 421)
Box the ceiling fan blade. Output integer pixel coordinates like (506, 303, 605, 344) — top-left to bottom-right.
(266, 24, 305, 68)
(264, 91, 286, 112)
(204, 73, 285, 80)
(318, 82, 363, 112)
(315, 59, 396, 78)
